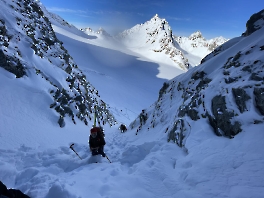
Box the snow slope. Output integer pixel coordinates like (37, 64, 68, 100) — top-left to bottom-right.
(0, 1, 264, 198)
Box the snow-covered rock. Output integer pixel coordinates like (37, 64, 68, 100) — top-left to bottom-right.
(243, 9, 264, 36)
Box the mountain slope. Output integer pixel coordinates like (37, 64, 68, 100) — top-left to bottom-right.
(0, 0, 116, 130)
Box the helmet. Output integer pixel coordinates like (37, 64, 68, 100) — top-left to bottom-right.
(90, 127, 98, 138)
(90, 127, 98, 133)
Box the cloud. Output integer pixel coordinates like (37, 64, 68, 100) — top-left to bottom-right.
(47, 7, 124, 17)
(166, 16, 190, 21)
(46, 7, 86, 14)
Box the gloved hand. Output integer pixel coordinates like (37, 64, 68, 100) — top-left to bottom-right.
(90, 147, 99, 151)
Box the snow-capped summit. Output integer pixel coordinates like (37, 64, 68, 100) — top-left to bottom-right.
(173, 31, 228, 65)
(80, 27, 93, 34)
(189, 31, 204, 40)
(150, 13, 164, 23)
(96, 27, 112, 37)
(153, 13, 159, 18)
(66, 13, 228, 70)
(81, 27, 112, 38)
(114, 15, 228, 70)
(116, 14, 190, 71)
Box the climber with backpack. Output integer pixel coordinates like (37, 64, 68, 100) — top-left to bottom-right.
(119, 124, 127, 133)
(89, 127, 106, 157)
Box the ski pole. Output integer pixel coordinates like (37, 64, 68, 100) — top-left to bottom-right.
(105, 154, 111, 163)
(70, 143, 82, 160)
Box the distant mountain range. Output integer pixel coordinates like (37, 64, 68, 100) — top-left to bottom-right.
(81, 14, 228, 70)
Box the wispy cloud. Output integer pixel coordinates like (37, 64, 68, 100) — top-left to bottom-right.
(166, 16, 191, 21)
(46, 7, 87, 14)
(77, 14, 93, 18)
(47, 7, 123, 17)
(136, 13, 145, 17)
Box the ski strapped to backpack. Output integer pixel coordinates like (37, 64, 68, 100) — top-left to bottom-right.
(92, 106, 106, 136)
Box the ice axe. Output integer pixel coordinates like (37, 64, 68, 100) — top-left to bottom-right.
(70, 143, 82, 160)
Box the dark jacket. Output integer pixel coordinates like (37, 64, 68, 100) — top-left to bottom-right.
(89, 133, 105, 148)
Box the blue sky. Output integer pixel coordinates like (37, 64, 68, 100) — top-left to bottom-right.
(40, 0, 264, 39)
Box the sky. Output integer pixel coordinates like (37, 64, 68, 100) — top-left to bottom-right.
(1, 0, 264, 197)
(40, 0, 264, 39)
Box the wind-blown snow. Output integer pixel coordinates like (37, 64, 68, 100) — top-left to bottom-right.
(0, 1, 264, 198)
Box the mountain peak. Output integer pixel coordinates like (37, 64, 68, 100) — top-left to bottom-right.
(189, 31, 204, 40)
(153, 14, 160, 19)
(96, 27, 112, 37)
(150, 14, 165, 23)
(81, 27, 112, 37)
(116, 15, 190, 71)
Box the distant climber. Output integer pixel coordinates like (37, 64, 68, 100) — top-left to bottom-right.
(89, 127, 106, 157)
(139, 110, 147, 125)
(119, 124, 127, 133)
